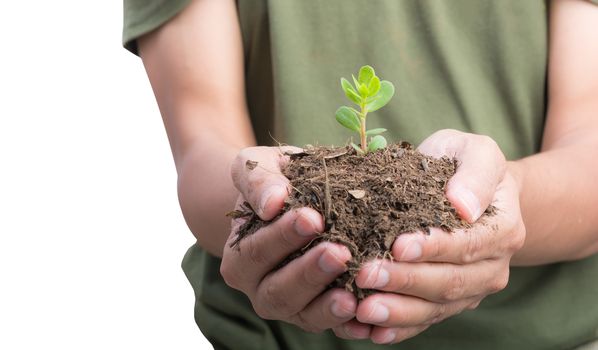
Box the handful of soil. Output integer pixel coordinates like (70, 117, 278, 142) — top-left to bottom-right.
(229, 142, 486, 299)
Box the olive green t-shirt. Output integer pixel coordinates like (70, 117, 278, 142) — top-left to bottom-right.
(123, 1, 598, 349)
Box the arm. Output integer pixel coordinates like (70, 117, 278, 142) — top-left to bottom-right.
(138, 0, 255, 256)
(509, 0, 598, 265)
(340, 0, 598, 344)
(138, 0, 358, 333)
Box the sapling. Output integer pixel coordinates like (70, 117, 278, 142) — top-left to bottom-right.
(335, 65, 395, 154)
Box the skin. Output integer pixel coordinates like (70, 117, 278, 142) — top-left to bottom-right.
(138, 0, 598, 345)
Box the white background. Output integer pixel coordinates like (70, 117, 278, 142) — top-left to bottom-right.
(0, 1, 213, 349)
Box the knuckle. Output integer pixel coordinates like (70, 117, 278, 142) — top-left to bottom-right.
(506, 237, 523, 254)
(476, 135, 506, 173)
(246, 235, 268, 266)
(220, 249, 246, 290)
(261, 282, 293, 318)
(502, 220, 526, 254)
(429, 238, 442, 260)
(429, 303, 448, 325)
(477, 134, 500, 154)
(503, 211, 520, 232)
(252, 301, 273, 320)
(511, 222, 526, 251)
(462, 233, 482, 264)
(219, 260, 236, 288)
(440, 267, 466, 302)
(488, 269, 509, 294)
(396, 268, 416, 292)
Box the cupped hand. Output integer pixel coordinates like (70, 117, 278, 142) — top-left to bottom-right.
(220, 146, 358, 333)
(336, 129, 526, 344)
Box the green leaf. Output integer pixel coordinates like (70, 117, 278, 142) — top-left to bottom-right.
(340, 77, 355, 94)
(368, 76, 381, 95)
(352, 75, 369, 98)
(358, 65, 375, 86)
(366, 80, 395, 112)
(335, 106, 361, 133)
(368, 135, 387, 152)
(365, 128, 387, 136)
(365, 94, 380, 104)
(351, 142, 365, 154)
(352, 75, 361, 92)
(341, 78, 361, 105)
(358, 82, 369, 98)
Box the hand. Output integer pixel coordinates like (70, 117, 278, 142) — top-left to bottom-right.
(220, 146, 358, 333)
(335, 129, 526, 344)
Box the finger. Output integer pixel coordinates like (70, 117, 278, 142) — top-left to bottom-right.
(253, 242, 351, 319)
(417, 129, 506, 222)
(332, 320, 372, 340)
(392, 227, 498, 264)
(369, 325, 429, 345)
(230, 146, 302, 220)
(221, 207, 323, 290)
(356, 292, 476, 328)
(392, 175, 523, 263)
(289, 288, 357, 333)
(356, 259, 509, 303)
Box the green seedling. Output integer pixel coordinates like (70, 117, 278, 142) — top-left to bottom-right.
(335, 65, 395, 154)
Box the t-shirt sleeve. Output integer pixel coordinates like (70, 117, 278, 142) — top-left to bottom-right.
(122, 0, 191, 55)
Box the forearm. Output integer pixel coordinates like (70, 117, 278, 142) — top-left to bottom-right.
(508, 0, 598, 266)
(137, 0, 254, 256)
(167, 104, 255, 257)
(177, 131, 253, 257)
(509, 141, 598, 265)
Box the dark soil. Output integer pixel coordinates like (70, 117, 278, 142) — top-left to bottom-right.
(228, 142, 492, 299)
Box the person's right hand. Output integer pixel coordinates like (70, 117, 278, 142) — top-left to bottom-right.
(220, 146, 358, 333)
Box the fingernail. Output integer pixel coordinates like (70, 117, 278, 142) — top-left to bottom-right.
(364, 264, 389, 288)
(331, 301, 354, 318)
(373, 267, 389, 288)
(294, 211, 319, 236)
(400, 241, 422, 261)
(453, 185, 481, 221)
(375, 329, 397, 344)
(258, 185, 284, 216)
(318, 248, 347, 273)
(366, 302, 389, 323)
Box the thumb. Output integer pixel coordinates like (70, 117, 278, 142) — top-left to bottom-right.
(418, 130, 506, 223)
(230, 146, 303, 220)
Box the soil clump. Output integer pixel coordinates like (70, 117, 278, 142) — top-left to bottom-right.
(229, 142, 492, 298)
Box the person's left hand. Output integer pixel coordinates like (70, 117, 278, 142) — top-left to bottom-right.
(332, 129, 526, 344)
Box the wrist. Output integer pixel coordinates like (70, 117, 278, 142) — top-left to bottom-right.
(177, 141, 246, 257)
(506, 160, 525, 196)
